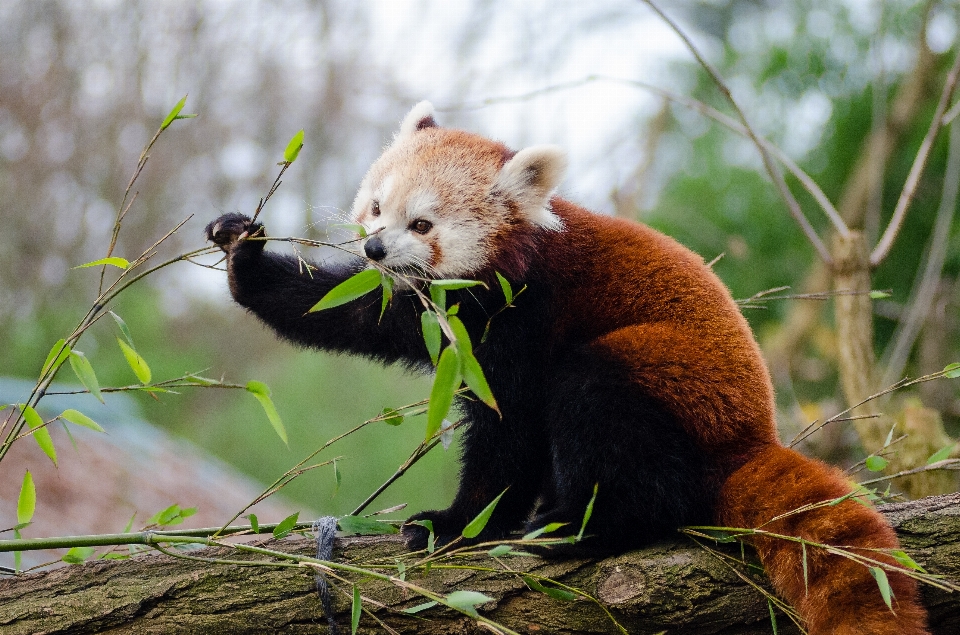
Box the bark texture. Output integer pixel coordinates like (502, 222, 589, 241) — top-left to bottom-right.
(2, 494, 959, 635)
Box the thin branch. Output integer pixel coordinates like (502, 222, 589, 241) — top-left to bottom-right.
(881, 118, 960, 385)
(640, 0, 837, 264)
(871, 48, 960, 266)
(443, 74, 847, 240)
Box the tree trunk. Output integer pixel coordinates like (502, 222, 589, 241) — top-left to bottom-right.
(2, 494, 959, 635)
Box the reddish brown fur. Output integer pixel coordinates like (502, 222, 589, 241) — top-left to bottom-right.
(534, 200, 928, 634)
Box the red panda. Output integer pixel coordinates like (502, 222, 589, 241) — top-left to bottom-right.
(206, 102, 929, 634)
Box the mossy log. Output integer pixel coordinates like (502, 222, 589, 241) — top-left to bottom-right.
(2, 494, 958, 634)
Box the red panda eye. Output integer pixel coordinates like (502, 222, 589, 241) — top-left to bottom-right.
(371, 201, 381, 217)
(411, 220, 432, 234)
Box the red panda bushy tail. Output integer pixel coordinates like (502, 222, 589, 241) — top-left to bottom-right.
(717, 444, 929, 635)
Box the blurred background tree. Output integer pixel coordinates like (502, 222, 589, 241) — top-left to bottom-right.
(1, 0, 957, 526)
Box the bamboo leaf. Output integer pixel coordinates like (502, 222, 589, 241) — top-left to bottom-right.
(430, 279, 485, 291)
(944, 362, 960, 378)
(309, 269, 381, 312)
(421, 310, 442, 365)
(461, 350, 497, 412)
(283, 129, 304, 163)
(17, 470, 35, 525)
(425, 347, 460, 440)
(522, 576, 577, 602)
(522, 522, 566, 541)
(40, 339, 71, 378)
(22, 404, 57, 466)
(868, 566, 894, 610)
(161, 95, 193, 130)
(488, 544, 512, 557)
(62, 547, 96, 564)
(117, 338, 152, 384)
(890, 549, 926, 573)
(246, 513, 259, 534)
(496, 272, 513, 304)
(865, 455, 888, 472)
(351, 585, 362, 635)
(462, 488, 507, 539)
(577, 483, 598, 540)
(245, 381, 287, 445)
(74, 257, 130, 269)
(69, 351, 103, 403)
(380, 272, 394, 320)
(273, 511, 300, 539)
(402, 601, 437, 614)
(926, 444, 955, 465)
(109, 311, 135, 347)
(337, 515, 398, 535)
(445, 590, 493, 617)
(61, 409, 105, 433)
(379, 407, 404, 426)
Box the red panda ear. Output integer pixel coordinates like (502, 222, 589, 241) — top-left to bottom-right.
(493, 145, 567, 230)
(396, 101, 438, 141)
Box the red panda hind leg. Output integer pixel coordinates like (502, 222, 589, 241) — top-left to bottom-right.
(718, 444, 929, 635)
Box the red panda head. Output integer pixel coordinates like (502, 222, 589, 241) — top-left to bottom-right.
(350, 101, 567, 279)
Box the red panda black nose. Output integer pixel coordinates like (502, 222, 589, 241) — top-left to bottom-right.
(364, 235, 387, 261)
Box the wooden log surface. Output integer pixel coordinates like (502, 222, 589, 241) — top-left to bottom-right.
(1, 493, 958, 634)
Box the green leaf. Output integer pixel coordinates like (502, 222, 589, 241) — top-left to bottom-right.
(421, 310, 442, 366)
(74, 257, 130, 269)
(403, 601, 438, 614)
(40, 339, 71, 378)
(430, 279, 484, 291)
(332, 459, 342, 498)
(767, 597, 778, 634)
(332, 223, 368, 238)
(461, 350, 498, 412)
(890, 549, 926, 573)
(351, 585, 362, 635)
(447, 315, 473, 355)
(577, 483, 598, 540)
(944, 362, 960, 379)
(246, 513, 259, 534)
(337, 515, 399, 535)
(380, 407, 404, 426)
(61, 409, 105, 433)
(522, 522, 566, 541)
(117, 338, 152, 384)
(429, 285, 446, 312)
(161, 95, 192, 130)
(868, 290, 891, 300)
(62, 546, 96, 564)
(283, 129, 305, 163)
(462, 488, 507, 539)
(868, 566, 894, 610)
(801, 542, 808, 595)
(865, 455, 889, 472)
(273, 511, 300, 539)
(426, 347, 461, 440)
(488, 544, 512, 557)
(69, 351, 103, 403)
(496, 272, 513, 304)
(149, 504, 182, 526)
(17, 470, 35, 525)
(109, 311, 135, 347)
(445, 590, 494, 617)
(522, 575, 577, 602)
(123, 511, 136, 533)
(309, 269, 382, 312)
(926, 444, 955, 465)
(380, 272, 394, 320)
(245, 381, 288, 445)
(22, 404, 57, 466)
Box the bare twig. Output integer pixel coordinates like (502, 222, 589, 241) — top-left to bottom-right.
(871, 49, 960, 266)
(881, 119, 960, 384)
(640, 0, 838, 264)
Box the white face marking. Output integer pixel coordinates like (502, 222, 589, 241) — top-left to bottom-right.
(349, 118, 567, 278)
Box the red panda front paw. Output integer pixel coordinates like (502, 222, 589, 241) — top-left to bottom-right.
(205, 213, 264, 252)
